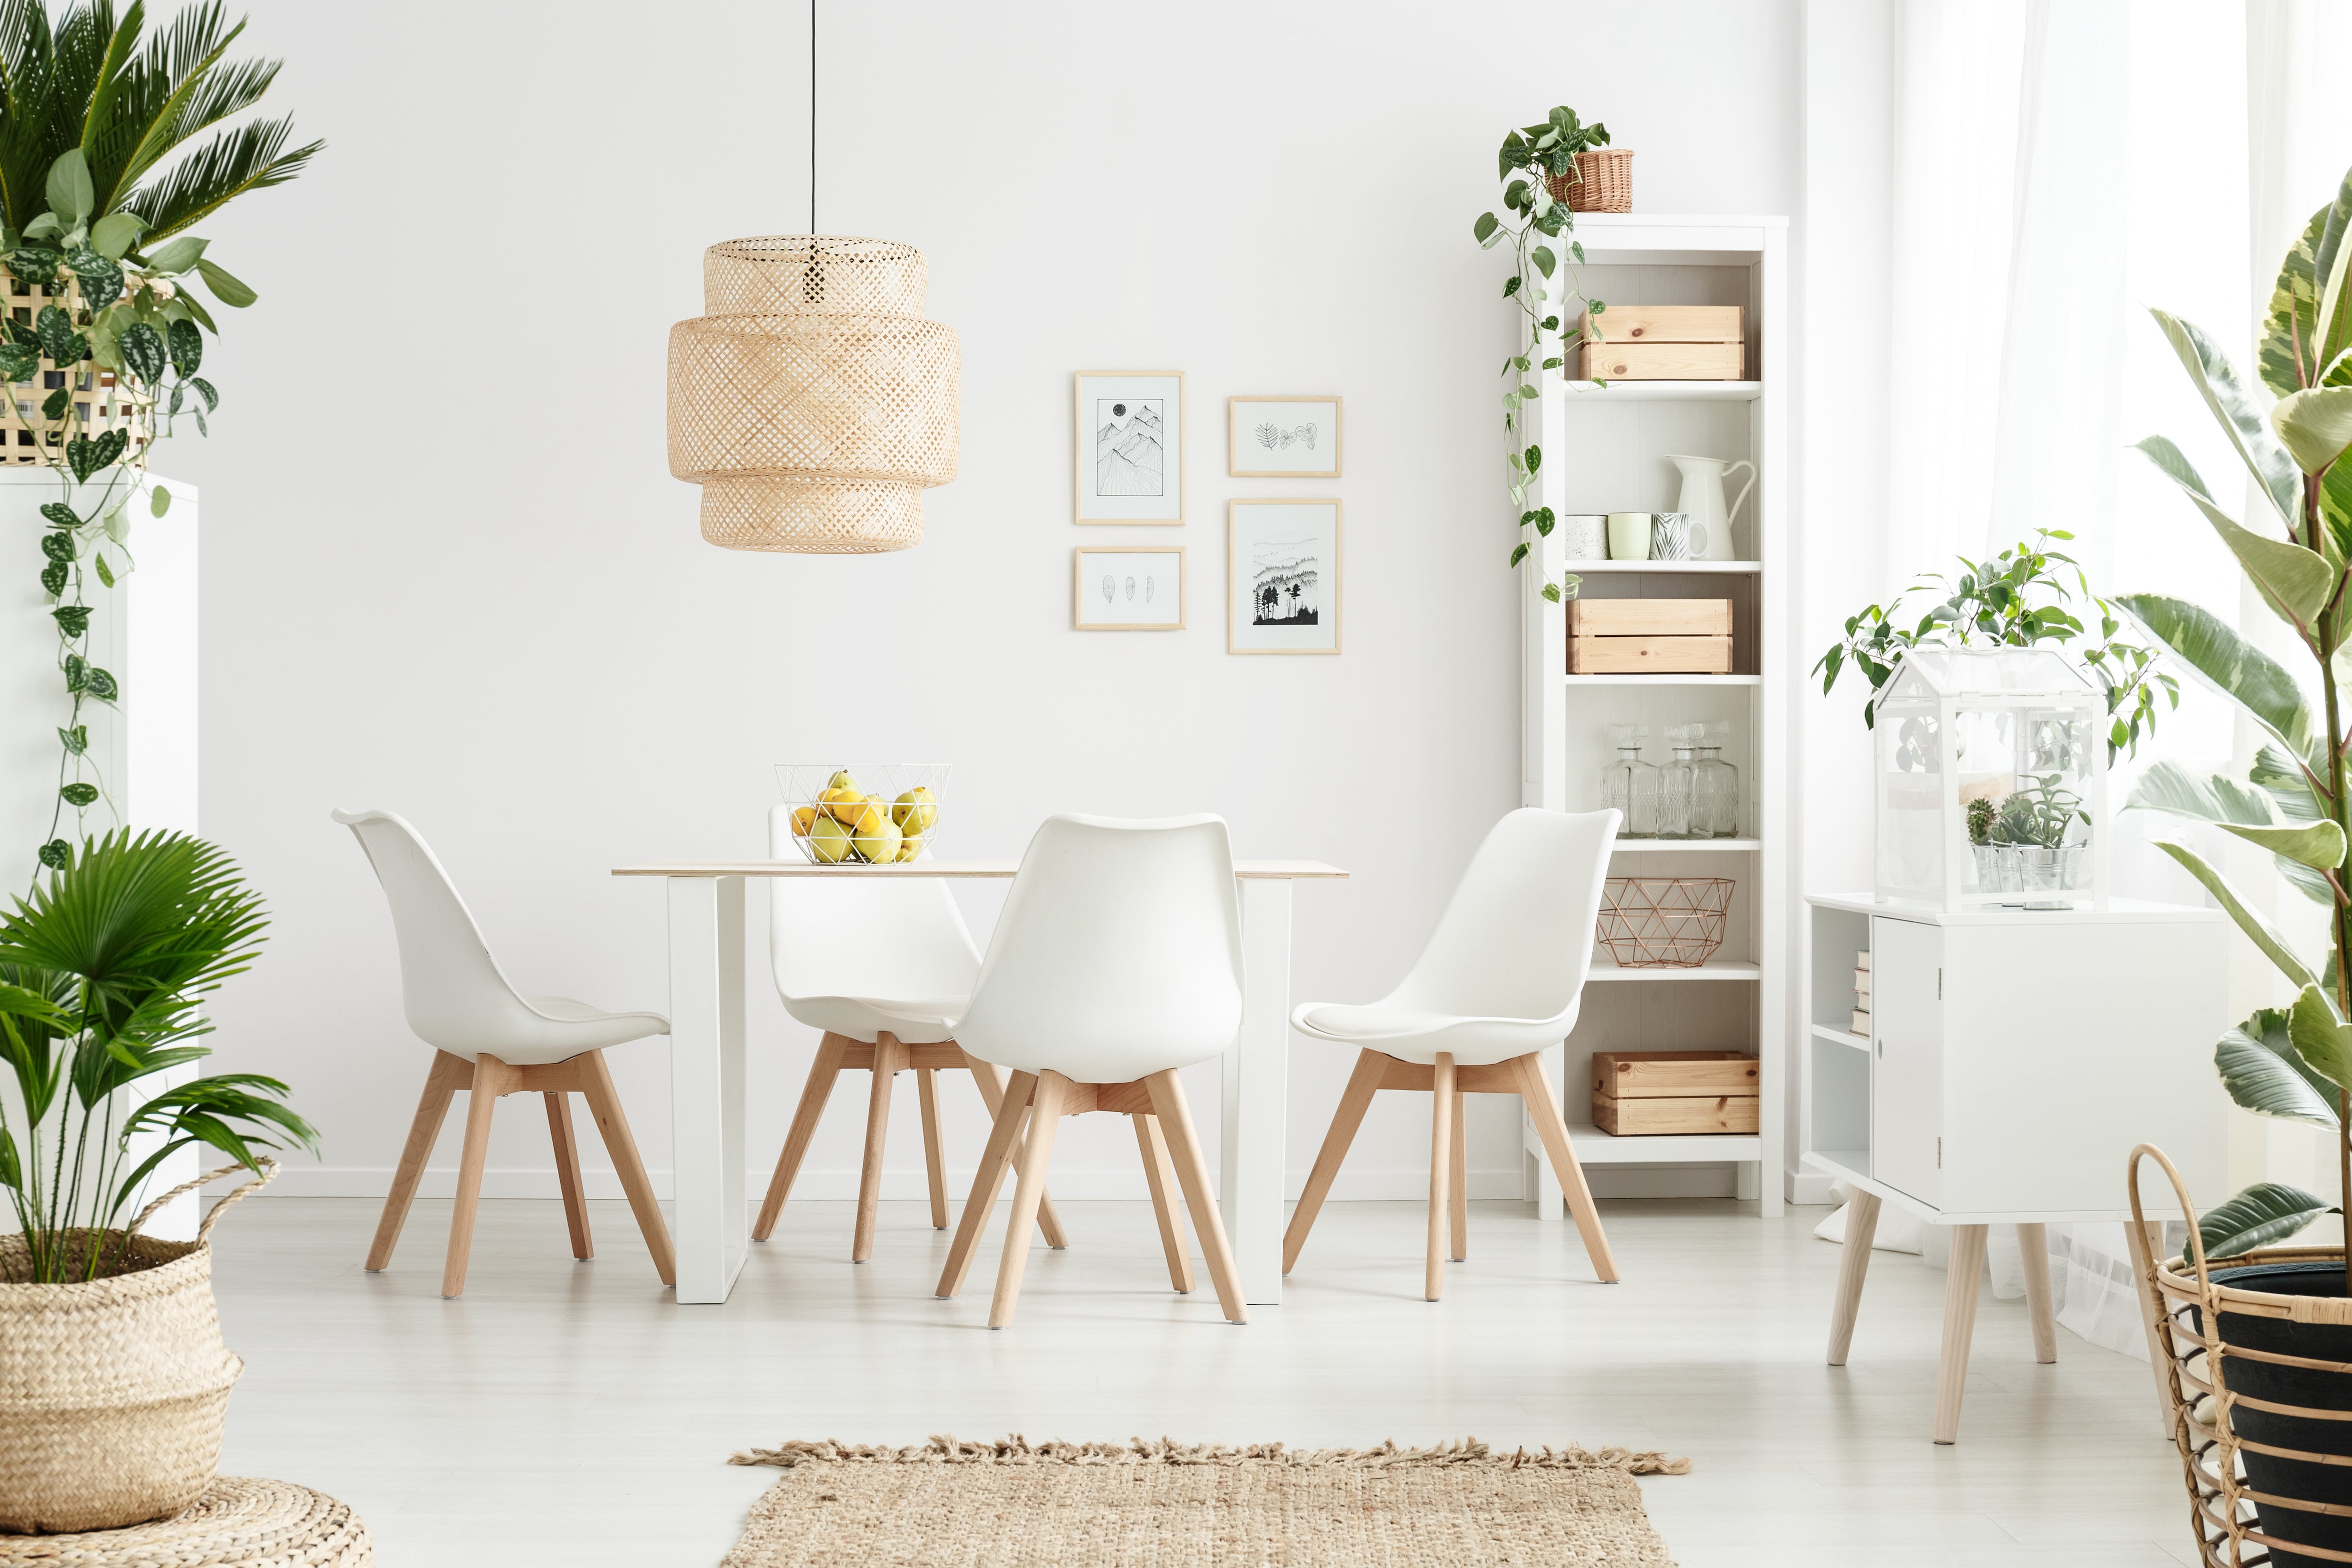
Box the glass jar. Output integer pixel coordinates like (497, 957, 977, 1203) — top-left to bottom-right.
(1600, 724, 1660, 838)
(1658, 725, 1698, 839)
(1693, 720, 1739, 838)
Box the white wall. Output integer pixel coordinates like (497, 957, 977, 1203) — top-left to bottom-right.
(159, 0, 1798, 1205)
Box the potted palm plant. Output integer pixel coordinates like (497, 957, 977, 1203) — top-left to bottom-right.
(0, 830, 314, 1532)
(2119, 160, 2352, 1566)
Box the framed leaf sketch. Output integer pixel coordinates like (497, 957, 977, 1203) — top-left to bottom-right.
(1075, 371, 1184, 523)
(1228, 500, 1340, 654)
(1229, 396, 1342, 478)
(1074, 546, 1184, 630)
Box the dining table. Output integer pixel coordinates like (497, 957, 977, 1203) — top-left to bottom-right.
(612, 855, 1348, 1307)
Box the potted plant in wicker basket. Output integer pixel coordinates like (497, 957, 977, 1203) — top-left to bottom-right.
(2115, 159, 2352, 1567)
(0, 830, 315, 1533)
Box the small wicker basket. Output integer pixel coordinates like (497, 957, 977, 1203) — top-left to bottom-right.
(1546, 149, 1634, 214)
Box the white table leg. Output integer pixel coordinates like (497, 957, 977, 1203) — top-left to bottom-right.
(668, 875, 746, 1305)
(1223, 878, 1291, 1306)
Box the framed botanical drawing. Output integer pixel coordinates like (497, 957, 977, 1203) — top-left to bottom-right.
(1228, 500, 1340, 654)
(1074, 371, 1184, 523)
(1229, 396, 1342, 478)
(1074, 546, 1184, 630)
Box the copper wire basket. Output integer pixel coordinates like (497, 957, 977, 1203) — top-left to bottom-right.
(1597, 877, 1731, 968)
(1545, 149, 1633, 213)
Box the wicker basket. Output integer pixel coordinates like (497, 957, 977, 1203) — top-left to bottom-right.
(0, 266, 146, 469)
(2131, 1145, 2352, 1567)
(0, 1161, 272, 1533)
(1597, 877, 1731, 968)
(1545, 149, 1633, 213)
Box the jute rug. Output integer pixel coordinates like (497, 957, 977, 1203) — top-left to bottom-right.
(724, 1436, 1689, 1567)
(0, 1477, 372, 1567)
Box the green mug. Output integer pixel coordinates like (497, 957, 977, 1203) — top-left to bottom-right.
(1606, 511, 1652, 561)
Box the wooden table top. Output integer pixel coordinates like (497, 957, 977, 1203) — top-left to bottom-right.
(612, 859, 1349, 880)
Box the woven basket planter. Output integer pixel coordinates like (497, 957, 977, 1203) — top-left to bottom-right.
(0, 1162, 270, 1534)
(2132, 1145, 2352, 1567)
(0, 265, 145, 469)
(1545, 150, 1634, 214)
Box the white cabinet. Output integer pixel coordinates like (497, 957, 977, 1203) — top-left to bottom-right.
(1870, 916, 1942, 1208)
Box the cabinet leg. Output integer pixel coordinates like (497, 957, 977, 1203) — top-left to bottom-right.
(2016, 1221, 2057, 1364)
(1934, 1223, 1989, 1444)
(1827, 1189, 1880, 1366)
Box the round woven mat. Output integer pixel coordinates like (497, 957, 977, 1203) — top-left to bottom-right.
(0, 1478, 371, 1567)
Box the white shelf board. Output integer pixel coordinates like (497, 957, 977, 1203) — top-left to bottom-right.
(1810, 1024, 1869, 1052)
(1562, 673, 1762, 687)
(1554, 380, 1762, 402)
(1612, 838, 1761, 853)
(1557, 1124, 1764, 1163)
(1585, 958, 1762, 982)
(1566, 560, 1763, 575)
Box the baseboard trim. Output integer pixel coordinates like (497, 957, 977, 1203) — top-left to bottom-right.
(1786, 1169, 1839, 1206)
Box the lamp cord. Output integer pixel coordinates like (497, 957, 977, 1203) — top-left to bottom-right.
(810, 0, 817, 234)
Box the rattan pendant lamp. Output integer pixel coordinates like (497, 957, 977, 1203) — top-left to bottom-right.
(664, 9, 959, 553)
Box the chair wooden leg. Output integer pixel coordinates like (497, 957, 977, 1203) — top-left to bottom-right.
(917, 1067, 949, 1230)
(1283, 1048, 1385, 1274)
(545, 1091, 593, 1260)
(852, 1034, 908, 1263)
(1936, 1223, 1991, 1443)
(1827, 1188, 1880, 1365)
(1512, 1051, 1619, 1283)
(1428, 1053, 1455, 1301)
(2017, 1221, 2058, 1364)
(442, 1053, 516, 1299)
(753, 1034, 848, 1242)
(1449, 1081, 1468, 1263)
(966, 1054, 1067, 1248)
(369, 1050, 469, 1272)
(576, 1049, 677, 1288)
(939, 1071, 1038, 1299)
(1133, 1113, 1194, 1294)
(988, 1071, 1069, 1328)
(1144, 1069, 1247, 1325)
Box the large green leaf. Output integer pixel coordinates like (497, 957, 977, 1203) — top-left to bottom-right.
(2134, 436, 2333, 626)
(2126, 759, 2279, 826)
(2220, 818, 2349, 870)
(2277, 386, 2352, 476)
(2153, 308, 2304, 531)
(2218, 1007, 2341, 1125)
(2200, 1180, 2337, 1258)
(2114, 593, 2319, 766)
(2264, 198, 2338, 395)
(2152, 839, 2319, 991)
(2291, 983, 2352, 1090)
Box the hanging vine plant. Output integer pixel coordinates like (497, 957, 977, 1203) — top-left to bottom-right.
(1473, 105, 1611, 603)
(0, 1, 319, 874)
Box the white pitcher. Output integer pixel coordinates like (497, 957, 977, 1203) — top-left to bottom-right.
(1667, 454, 1755, 562)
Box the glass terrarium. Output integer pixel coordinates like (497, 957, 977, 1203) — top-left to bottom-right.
(1872, 649, 2107, 910)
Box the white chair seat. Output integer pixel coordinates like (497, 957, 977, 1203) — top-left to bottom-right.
(1289, 1000, 1579, 1066)
(504, 996, 670, 1061)
(779, 994, 964, 1045)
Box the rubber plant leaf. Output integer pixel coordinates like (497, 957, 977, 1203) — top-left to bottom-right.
(2134, 435, 2334, 622)
(2218, 1006, 2341, 1126)
(2151, 839, 2318, 992)
(2152, 307, 2303, 531)
(2274, 386, 2352, 475)
(2114, 593, 2320, 770)
(2199, 1180, 2337, 1259)
(2218, 817, 2348, 871)
(2290, 983, 2352, 1092)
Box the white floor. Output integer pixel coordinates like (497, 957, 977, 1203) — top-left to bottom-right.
(207, 1194, 2191, 1567)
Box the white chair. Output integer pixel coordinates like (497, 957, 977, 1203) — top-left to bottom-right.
(936, 813, 1248, 1328)
(749, 803, 1065, 1260)
(334, 808, 676, 1298)
(1282, 807, 1621, 1299)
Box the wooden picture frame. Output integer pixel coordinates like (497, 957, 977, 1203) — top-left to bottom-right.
(1228, 500, 1340, 655)
(1074, 546, 1185, 630)
(1075, 371, 1184, 524)
(1228, 396, 1343, 478)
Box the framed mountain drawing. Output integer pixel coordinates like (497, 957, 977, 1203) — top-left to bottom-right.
(1075, 371, 1184, 523)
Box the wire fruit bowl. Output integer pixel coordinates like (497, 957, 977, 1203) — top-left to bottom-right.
(1597, 877, 1733, 968)
(775, 764, 948, 865)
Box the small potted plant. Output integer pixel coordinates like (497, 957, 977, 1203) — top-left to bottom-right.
(1965, 794, 1997, 890)
(1523, 106, 1629, 213)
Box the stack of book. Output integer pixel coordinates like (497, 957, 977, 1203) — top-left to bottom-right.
(1852, 950, 1871, 1036)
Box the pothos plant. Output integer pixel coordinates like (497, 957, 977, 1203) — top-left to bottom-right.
(1812, 527, 2178, 762)
(1474, 106, 1611, 603)
(0, 1, 318, 874)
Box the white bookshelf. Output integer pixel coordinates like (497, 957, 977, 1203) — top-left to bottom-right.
(1519, 214, 1788, 1216)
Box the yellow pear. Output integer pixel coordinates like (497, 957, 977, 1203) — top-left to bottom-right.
(789, 806, 818, 838)
(809, 815, 853, 864)
(854, 816, 904, 864)
(891, 786, 938, 834)
(896, 832, 925, 862)
(827, 768, 862, 797)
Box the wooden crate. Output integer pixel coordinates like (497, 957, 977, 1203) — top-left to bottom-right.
(1568, 599, 1731, 637)
(1581, 341, 1745, 380)
(1573, 305, 1743, 344)
(1569, 634, 1732, 674)
(1590, 1050, 1758, 1137)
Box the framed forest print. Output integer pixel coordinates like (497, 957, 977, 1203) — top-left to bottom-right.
(1228, 500, 1340, 654)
